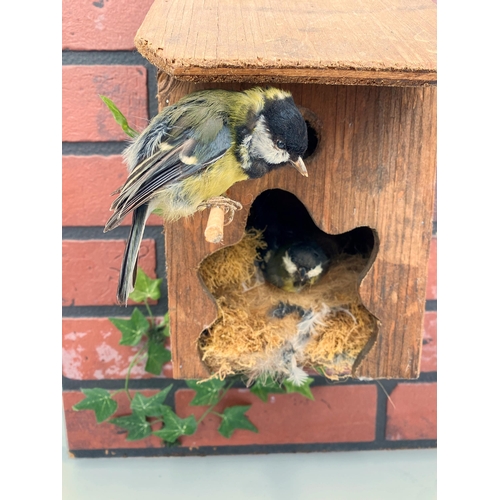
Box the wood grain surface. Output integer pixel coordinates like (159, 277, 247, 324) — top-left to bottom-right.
(161, 79, 436, 380)
(136, 0, 436, 86)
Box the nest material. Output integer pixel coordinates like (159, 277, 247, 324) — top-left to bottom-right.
(198, 230, 377, 383)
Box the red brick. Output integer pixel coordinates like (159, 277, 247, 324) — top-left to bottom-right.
(62, 155, 162, 227)
(62, 66, 148, 142)
(426, 237, 437, 300)
(175, 385, 377, 447)
(62, 240, 156, 306)
(64, 390, 164, 450)
(386, 383, 437, 441)
(62, 0, 154, 51)
(420, 311, 437, 372)
(62, 318, 172, 380)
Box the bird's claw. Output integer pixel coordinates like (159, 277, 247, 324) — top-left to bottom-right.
(197, 196, 243, 226)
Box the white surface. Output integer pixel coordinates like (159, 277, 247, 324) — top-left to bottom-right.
(63, 419, 436, 500)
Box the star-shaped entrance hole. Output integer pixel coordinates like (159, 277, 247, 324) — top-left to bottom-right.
(198, 189, 379, 383)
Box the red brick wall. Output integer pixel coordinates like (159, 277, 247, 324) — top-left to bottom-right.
(62, 0, 437, 457)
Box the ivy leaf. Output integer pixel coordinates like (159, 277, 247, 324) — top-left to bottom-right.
(109, 412, 152, 441)
(218, 405, 258, 438)
(109, 308, 150, 346)
(250, 376, 286, 402)
(283, 377, 315, 400)
(72, 388, 118, 423)
(130, 386, 173, 417)
(153, 406, 197, 443)
(186, 378, 226, 406)
(145, 341, 171, 375)
(99, 95, 138, 138)
(148, 324, 168, 344)
(129, 268, 162, 303)
(161, 313, 170, 337)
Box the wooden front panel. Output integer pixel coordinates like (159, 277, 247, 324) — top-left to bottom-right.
(160, 79, 436, 380)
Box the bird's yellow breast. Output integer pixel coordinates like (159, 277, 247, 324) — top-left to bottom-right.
(154, 154, 249, 220)
(184, 155, 248, 202)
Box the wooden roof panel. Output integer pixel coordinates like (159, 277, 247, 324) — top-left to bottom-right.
(136, 0, 436, 86)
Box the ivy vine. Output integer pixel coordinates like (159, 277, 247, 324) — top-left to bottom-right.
(73, 268, 314, 445)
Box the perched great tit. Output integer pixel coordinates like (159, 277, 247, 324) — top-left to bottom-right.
(104, 87, 309, 305)
(261, 241, 331, 293)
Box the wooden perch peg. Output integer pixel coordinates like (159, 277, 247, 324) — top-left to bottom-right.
(204, 207, 225, 243)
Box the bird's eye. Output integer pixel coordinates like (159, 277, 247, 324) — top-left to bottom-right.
(276, 140, 286, 149)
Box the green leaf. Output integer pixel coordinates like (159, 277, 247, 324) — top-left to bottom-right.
(130, 386, 173, 417)
(250, 376, 286, 402)
(218, 405, 258, 438)
(99, 95, 138, 138)
(109, 308, 150, 346)
(145, 341, 171, 375)
(161, 313, 170, 337)
(109, 412, 152, 441)
(153, 406, 197, 443)
(283, 377, 315, 400)
(186, 378, 226, 406)
(72, 388, 118, 423)
(129, 268, 162, 303)
(148, 325, 167, 344)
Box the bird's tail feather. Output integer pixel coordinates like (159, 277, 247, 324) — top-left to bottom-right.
(117, 204, 148, 305)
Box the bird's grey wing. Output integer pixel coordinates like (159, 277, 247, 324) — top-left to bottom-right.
(104, 117, 232, 231)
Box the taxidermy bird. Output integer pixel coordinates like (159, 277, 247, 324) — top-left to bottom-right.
(104, 87, 309, 305)
(246, 189, 337, 293)
(260, 240, 331, 293)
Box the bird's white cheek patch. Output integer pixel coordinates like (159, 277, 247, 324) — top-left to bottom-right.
(249, 116, 290, 165)
(307, 264, 323, 279)
(282, 253, 298, 275)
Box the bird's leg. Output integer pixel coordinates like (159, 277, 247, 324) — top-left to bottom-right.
(197, 196, 243, 226)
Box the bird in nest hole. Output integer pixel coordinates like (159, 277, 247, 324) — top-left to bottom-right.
(260, 240, 331, 293)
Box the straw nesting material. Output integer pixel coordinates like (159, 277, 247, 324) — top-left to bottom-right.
(198, 230, 377, 383)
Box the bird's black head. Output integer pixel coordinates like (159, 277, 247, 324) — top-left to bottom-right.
(242, 90, 309, 179)
(282, 242, 330, 291)
(261, 96, 308, 162)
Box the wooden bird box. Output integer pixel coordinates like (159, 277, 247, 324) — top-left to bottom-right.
(134, 0, 436, 380)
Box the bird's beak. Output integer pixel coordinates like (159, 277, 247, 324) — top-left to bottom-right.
(290, 157, 308, 177)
